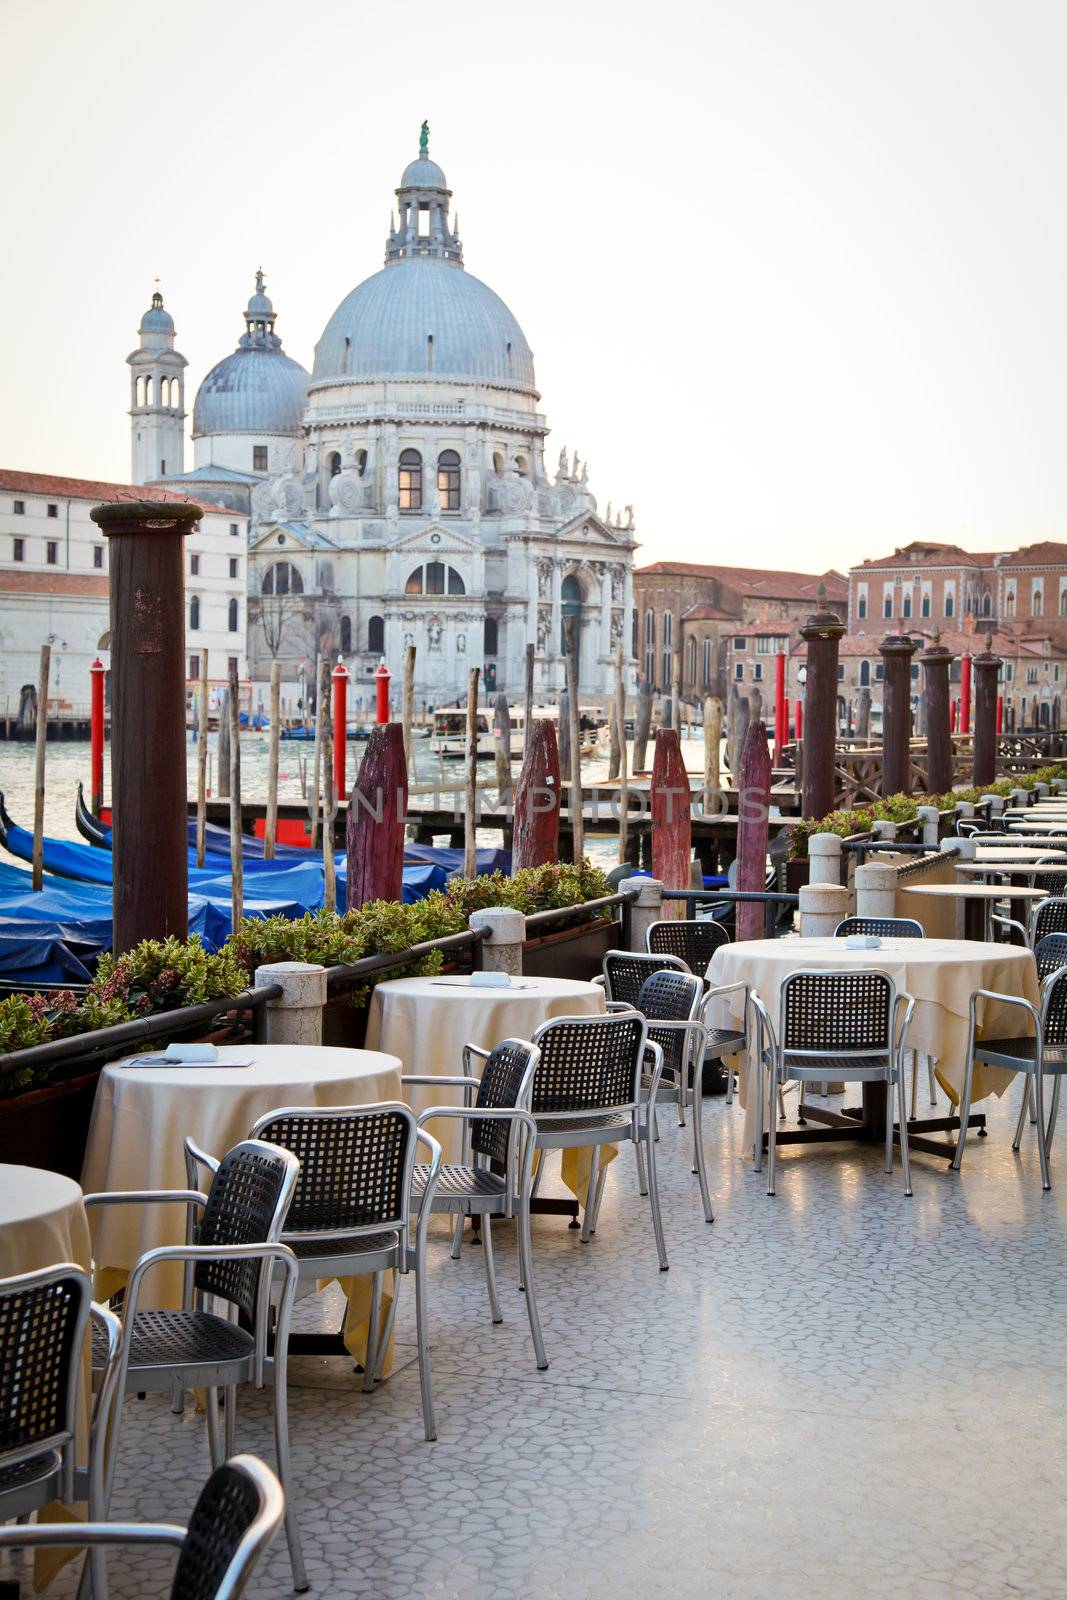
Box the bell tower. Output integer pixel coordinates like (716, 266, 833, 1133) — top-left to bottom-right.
(127, 287, 187, 484)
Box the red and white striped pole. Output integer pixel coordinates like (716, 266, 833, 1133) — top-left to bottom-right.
(331, 656, 348, 801)
(374, 658, 391, 724)
(774, 651, 787, 763)
(90, 657, 106, 815)
(960, 652, 972, 734)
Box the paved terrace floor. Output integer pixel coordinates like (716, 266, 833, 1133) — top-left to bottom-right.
(34, 1085, 1067, 1600)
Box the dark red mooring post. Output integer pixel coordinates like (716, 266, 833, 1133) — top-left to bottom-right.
(960, 651, 972, 736)
(797, 585, 846, 819)
(736, 719, 771, 941)
(879, 634, 919, 796)
(972, 635, 1002, 789)
(920, 631, 955, 798)
(346, 723, 408, 910)
(513, 718, 561, 871)
(91, 500, 200, 953)
(773, 652, 787, 764)
(90, 657, 106, 815)
(650, 728, 692, 902)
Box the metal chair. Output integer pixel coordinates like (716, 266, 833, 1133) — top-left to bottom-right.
(85, 1140, 307, 1592)
(834, 916, 934, 1112)
(243, 1103, 442, 1442)
(754, 969, 915, 1196)
(953, 966, 1067, 1190)
(529, 1010, 669, 1270)
(595, 950, 687, 1009)
(1031, 896, 1067, 946)
(0, 1452, 284, 1600)
(401, 1039, 547, 1369)
(1035, 932, 1067, 980)
(634, 971, 715, 1222)
(645, 918, 730, 978)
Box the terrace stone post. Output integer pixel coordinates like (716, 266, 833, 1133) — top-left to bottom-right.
(90, 499, 201, 953)
(917, 806, 941, 847)
(920, 632, 955, 798)
(855, 861, 898, 921)
(972, 637, 1002, 789)
(254, 961, 327, 1046)
(469, 908, 525, 976)
(799, 883, 848, 936)
(798, 585, 847, 819)
(808, 833, 843, 885)
(879, 635, 919, 796)
(621, 877, 662, 951)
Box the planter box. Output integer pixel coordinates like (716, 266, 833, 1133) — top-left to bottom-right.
(0, 1067, 101, 1178)
(523, 916, 622, 982)
(322, 999, 370, 1050)
(785, 858, 810, 895)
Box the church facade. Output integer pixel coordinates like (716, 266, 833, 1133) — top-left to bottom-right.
(139, 132, 636, 706)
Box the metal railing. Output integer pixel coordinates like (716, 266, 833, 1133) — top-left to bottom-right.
(324, 927, 488, 985)
(663, 887, 799, 939)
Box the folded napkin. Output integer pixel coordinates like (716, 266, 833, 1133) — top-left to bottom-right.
(163, 1042, 219, 1063)
(468, 972, 512, 988)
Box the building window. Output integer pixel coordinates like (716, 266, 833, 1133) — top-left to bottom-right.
(47, 503, 58, 518)
(733, 637, 746, 650)
(686, 636, 697, 683)
(340, 615, 352, 654)
(230, 522, 239, 537)
(945, 592, 954, 617)
(261, 561, 303, 596)
(368, 615, 384, 655)
(753, 661, 764, 681)
(229, 557, 238, 579)
(702, 638, 712, 688)
(399, 449, 423, 510)
(13, 537, 24, 562)
(644, 609, 655, 685)
(190, 553, 200, 576)
(857, 594, 867, 620)
(437, 449, 461, 510)
(46, 540, 58, 565)
(12, 500, 24, 515)
(661, 610, 674, 686)
(860, 659, 870, 687)
(189, 596, 200, 630)
(1005, 585, 1016, 618)
(448, 565, 465, 595)
(189, 655, 199, 680)
(838, 664, 845, 681)
(253, 445, 268, 472)
(884, 596, 893, 619)
(228, 657, 238, 677)
(426, 561, 445, 595)
(1060, 582, 1067, 617)
(161, 459, 166, 475)
(93, 546, 104, 569)
(1032, 581, 1044, 617)
(484, 617, 498, 656)
(405, 566, 424, 595)
(1027, 667, 1038, 685)
(734, 662, 744, 681)
(228, 598, 239, 632)
(329, 452, 342, 478)
(902, 594, 912, 618)
(921, 592, 931, 618)
(875, 664, 885, 682)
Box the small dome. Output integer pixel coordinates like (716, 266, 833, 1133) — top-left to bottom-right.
(400, 156, 447, 189)
(139, 292, 174, 336)
(246, 290, 274, 317)
(193, 347, 309, 438)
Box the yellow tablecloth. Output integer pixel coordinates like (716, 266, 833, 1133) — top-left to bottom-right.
(366, 974, 607, 1199)
(708, 937, 1040, 1159)
(82, 1044, 401, 1367)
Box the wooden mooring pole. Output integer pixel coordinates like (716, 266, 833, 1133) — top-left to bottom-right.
(465, 667, 481, 879)
(31, 643, 50, 891)
(264, 659, 280, 860)
(228, 659, 243, 931)
(196, 649, 209, 868)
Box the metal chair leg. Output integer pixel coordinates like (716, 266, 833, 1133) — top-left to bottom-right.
(272, 1355, 309, 1591)
(885, 1076, 895, 1174)
(1013, 1077, 1032, 1151)
(223, 1384, 237, 1458)
(518, 1195, 548, 1370)
(692, 1077, 714, 1223)
(1045, 1074, 1062, 1154)
(481, 1215, 502, 1324)
(204, 1386, 224, 1471)
(635, 1138, 649, 1196)
(414, 1249, 437, 1441)
(450, 1213, 464, 1260)
(362, 1271, 382, 1392)
(897, 1070, 913, 1196)
(1034, 1061, 1052, 1190)
(767, 1072, 778, 1196)
(589, 1163, 609, 1233)
(927, 1054, 937, 1106)
(372, 1274, 400, 1385)
(580, 1147, 600, 1243)
(641, 1129, 669, 1271)
(724, 1062, 734, 1105)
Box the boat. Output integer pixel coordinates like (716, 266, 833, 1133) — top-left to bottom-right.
(429, 702, 605, 760)
(75, 785, 311, 861)
(280, 724, 373, 742)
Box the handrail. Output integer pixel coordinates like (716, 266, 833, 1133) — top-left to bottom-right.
(524, 890, 636, 930)
(0, 984, 281, 1079)
(662, 889, 799, 904)
(324, 927, 488, 984)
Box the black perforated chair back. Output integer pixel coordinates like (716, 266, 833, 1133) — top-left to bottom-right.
(193, 1141, 296, 1325)
(1032, 897, 1067, 946)
(0, 1266, 88, 1460)
(835, 916, 924, 940)
(472, 1039, 538, 1165)
(531, 1012, 645, 1113)
(171, 1455, 283, 1600)
(781, 970, 893, 1055)
(636, 970, 703, 1076)
(646, 919, 728, 977)
(1034, 871, 1066, 898)
(602, 950, 686, 1007)
(1042, 968, 1067, 1049)
(251, 1106, 414, 1235)
(1035, 932, 1067, 981)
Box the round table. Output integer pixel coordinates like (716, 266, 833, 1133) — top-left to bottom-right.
(0, 1166, 91, 1284)
(365, 974, 604, 1196)
(708, 936, 1039, 1161)
(82, 1044, 402, 1345)
(900, 882, 1045, 940)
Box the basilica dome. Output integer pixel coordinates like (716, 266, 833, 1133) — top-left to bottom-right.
(193, 274, 309, 439)
(312, 140, 537, 395)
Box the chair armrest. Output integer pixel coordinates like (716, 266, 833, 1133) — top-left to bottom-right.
(893, 991, 916, 1055)
(410, 1129, 444, 1253)
(84, 1189, 207, 1211)
(402, 1074, 480, 1090)
(643, 1039, 665, 1099)
(183, 1136, 220, 1190)
(605, 1000, 632, 1013)
(968, 987, 1040, 1036)
(591, 974, 606, 991)
(0, 1524, 187, 1553)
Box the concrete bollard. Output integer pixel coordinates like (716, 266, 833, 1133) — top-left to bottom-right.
(917, 805, 941, 847)
(254, 961, 327, 1046)
(1036, 782, 1050, 798)
(469, 908, 525, 976)
(621, 877, 663, 951)
(871, 820, 897, 841)
(808, 833, 844, 886)
(952, 836, 976, 860)
(1010, 788, 1029, 809)
(981, 794, 1006, 818)
(855, 861, 898, 921)
(799, 882, 849, 937)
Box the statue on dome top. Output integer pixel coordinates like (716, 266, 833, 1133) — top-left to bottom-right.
(420, 120, 430, 155)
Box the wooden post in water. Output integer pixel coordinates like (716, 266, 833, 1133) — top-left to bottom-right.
(402, 644, 416, 775)
(565, 623, 583, 863)
(920, 632, 954, 797)
(972, 635, 1002, 789)
(523, 643, 535, 757)
(633, 682, 653, 772)
(217, 685, 231, 799)
(196, 650, 209, 867)
(91, 501, 198, 950)
(31, 643, 50, 890)
(879, 634, 919, 796)
(855, 685, 871, 744)
(346, 724, 407, 909)
(736, 718, 771, 941)
(607, 699, 621, 782)
(309, 668, 324, 849)
(493, 692, 512, 809)
(730, 695, 750, 794)
(557, 689, 571, 782)
(615, 647, 629, 865)
(798, 584, 847, 818)
(651, 729, 691, 913)
(320, 660, 336, 913)
(703, 694, 721, 813)
(228, 660, 243, 931)
(264, 660, 281, 860)
(513, 718, 561, 871)
(465, 667, 480, 879)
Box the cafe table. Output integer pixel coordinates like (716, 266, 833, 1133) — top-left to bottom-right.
(958, 861, 1067, 880)
(82, 1043, 401, 1366)
(974, 844, 1067, 858)
(366, 973, 605, 1203)
(708, 935, 1039, 1164)
(899, 882, 1045, 941)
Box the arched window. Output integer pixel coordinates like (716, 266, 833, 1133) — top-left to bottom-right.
(902, 594, 912, 619)
(228, 598, 239, 632)
(1033, 584, 1044, 617)
(484, 617, 498, 656)
(368, 615, 384, 654)
(686, 636, 697, 684)
(921, 593, 931, 618)
(1060, 589, 1067, 618)
(1006, 588, 1016, 617)
(437, 449, 461, 510)
(189, 595, 200, 631)
(860, 659, 871, 688)
(144, 376, 153, 405)
(399, 449, 422, 510)
(340, 615, 352, 654)
(405, 566, 424, 595)
(426, 561, 445, 595)
(702, 638, 712, 687)
(356, 449, 367, 478)
(514, 454, 528, 478)
(562, 574, 582, 654)
(159, 377, 167, 406)
(329, 452, 341, 478)
(261, 561, 303, 596)
(661, 608, 674, 686)
(448, 565, 465, 595)
(492, 451, 505, 474)
(945, 592, 955, 617)
(982, 593, 992, 617)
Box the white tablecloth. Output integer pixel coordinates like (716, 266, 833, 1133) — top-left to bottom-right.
(0, 1166, 91, 1285)
(708, 937, 1039, 1157)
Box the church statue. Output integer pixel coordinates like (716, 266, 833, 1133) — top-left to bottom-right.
(420, 120, 430, 155)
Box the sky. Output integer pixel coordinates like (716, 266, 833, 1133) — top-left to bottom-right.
(2, 0, 1066, 573)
